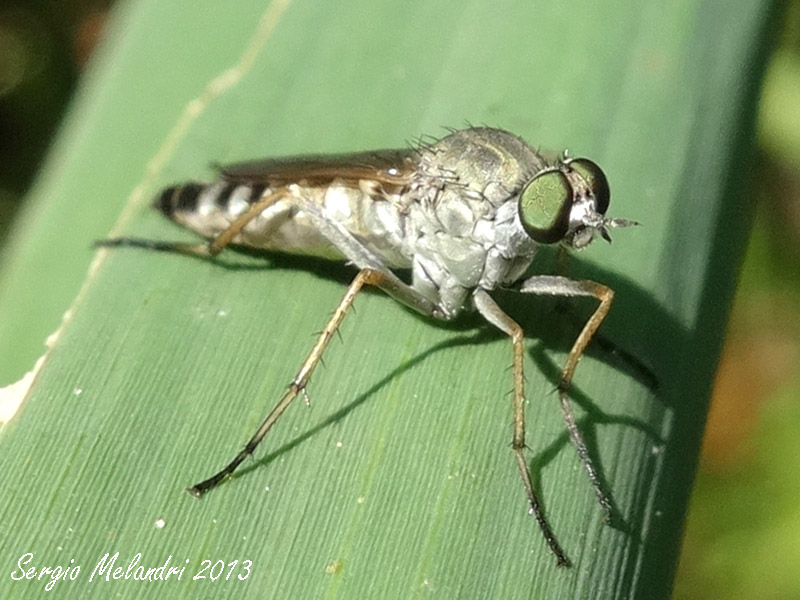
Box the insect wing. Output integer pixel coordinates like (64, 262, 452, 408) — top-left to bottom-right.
(219, 148, 418, 188)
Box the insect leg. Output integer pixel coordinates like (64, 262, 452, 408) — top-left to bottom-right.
(187, 268, 437, 497)
(518, 275, 614, 521)
(203, 187, 293, 256)
(473, 288, 570, 568)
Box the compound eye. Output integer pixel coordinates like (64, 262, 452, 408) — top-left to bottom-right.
(518, 170, 573, 244)
(568, 158, 610, 214)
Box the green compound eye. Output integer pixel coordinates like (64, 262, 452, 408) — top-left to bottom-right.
(518, 170, 573, 244)
(568, 158, 610, 214)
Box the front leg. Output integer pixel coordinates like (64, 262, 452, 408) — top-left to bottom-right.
(519, 275, 615, 520)
(473, 288, 571, 567)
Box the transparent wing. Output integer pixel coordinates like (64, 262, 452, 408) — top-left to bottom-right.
(219, 148, 418, 188)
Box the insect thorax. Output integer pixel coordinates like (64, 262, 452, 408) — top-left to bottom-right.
(156, 128, 547, 319)
(401, 128, 545, 317)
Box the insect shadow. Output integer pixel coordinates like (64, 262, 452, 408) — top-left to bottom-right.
(238, 328, 491, 477)
(506, 255, 685, 555)
(195, 241, 675, 550)
(481, 269, 666, 540)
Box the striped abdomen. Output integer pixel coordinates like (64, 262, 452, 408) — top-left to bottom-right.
(155, 181, 267, 223)
(153, 180, 352, 261)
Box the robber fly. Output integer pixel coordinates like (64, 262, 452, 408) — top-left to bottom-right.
(100, 127, 636, 567)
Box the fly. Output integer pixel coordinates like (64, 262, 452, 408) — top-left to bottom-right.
(99, 127, 637, 567)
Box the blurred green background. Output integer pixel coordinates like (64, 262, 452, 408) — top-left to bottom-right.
(671, 4, 800, 597)
(0, 1, 798, 598)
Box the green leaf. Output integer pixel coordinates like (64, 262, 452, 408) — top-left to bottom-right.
(0, 0, 778, 598)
